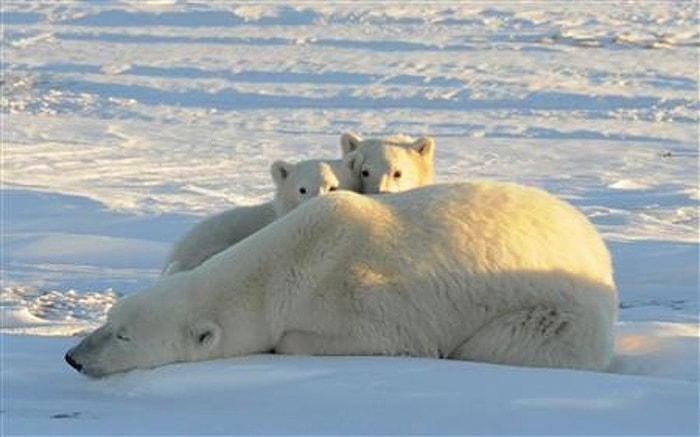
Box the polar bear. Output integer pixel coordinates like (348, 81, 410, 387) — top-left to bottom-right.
(162, 159, 358, 275)
(66, 181, 617, 377)
(340, 132, 435, 193)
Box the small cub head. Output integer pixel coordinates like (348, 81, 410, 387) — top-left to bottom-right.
(340, 132, 435, 194)
(271, 159, 358, 216)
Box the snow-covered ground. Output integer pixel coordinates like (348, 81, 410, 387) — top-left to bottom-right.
(2, 1, 698, 434)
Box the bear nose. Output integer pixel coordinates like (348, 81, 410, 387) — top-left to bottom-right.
(65, 353, 83, 372)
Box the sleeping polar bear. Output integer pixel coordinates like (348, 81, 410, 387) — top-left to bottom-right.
(65, 181, 617, 377)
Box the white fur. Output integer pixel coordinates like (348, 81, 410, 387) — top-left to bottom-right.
(162, 159, 358, 275)
(340, 132, 435, 193)
(67, 181, 617, 377)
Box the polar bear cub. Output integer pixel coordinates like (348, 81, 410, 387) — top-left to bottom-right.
(163, 159, 358, 275)
(67, 181, 617, 377)
(341, 132, 435, 194)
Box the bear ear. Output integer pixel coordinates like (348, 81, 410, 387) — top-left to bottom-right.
(412, 136, 435, 157)
(341, 132, 363, 156)
(190, 320, 222, 350)
(270, 161, 293, 186)
(343, 151, 364, 174)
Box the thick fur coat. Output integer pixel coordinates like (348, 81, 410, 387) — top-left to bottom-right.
(163, 159, 356, 275)
(340, 132, 435, 193)
(67, 181, 617, 377)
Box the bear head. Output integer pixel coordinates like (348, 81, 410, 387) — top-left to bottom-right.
(270, 159, 359, 216)
(340, 132, 435, 194)
(64, 273, 268, 377)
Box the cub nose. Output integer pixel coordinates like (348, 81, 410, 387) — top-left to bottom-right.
(64, 353, 83, 372)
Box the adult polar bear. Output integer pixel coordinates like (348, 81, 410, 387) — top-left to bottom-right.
(65, 181, 617, 377)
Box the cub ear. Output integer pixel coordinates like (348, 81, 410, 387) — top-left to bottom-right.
(343, 151, 364, 175)
(340, 132, 363, 156)
(412, 136, 435, 157)
(270, 161, 293, 186)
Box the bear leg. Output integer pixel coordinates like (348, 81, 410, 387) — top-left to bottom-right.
(275, 330, 337, 355)
(274, 328, 421, 357)
(449, 306, 612, 371)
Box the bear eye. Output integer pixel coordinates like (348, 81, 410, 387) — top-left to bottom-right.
(116, 332, 131, 342)
(299, 187, 307, 195)
(393, 170, 402, 179)
(329, 186, 338, 192)
(361, 169, 370, 178)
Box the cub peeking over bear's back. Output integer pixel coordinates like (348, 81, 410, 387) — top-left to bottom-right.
(163, 159, 355, 275)
(340, 132, 435, 194)
(164, 133, 438, 275)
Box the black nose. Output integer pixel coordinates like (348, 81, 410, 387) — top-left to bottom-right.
(65, 353, 83, 372)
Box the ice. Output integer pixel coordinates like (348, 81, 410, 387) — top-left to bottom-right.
(2, 1, 698, 434)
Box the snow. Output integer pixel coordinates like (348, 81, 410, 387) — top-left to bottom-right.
(4, 336, 699, 435)
(2, 1, 698, 434)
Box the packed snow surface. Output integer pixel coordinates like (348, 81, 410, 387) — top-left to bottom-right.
(2, 1, 698, 435)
